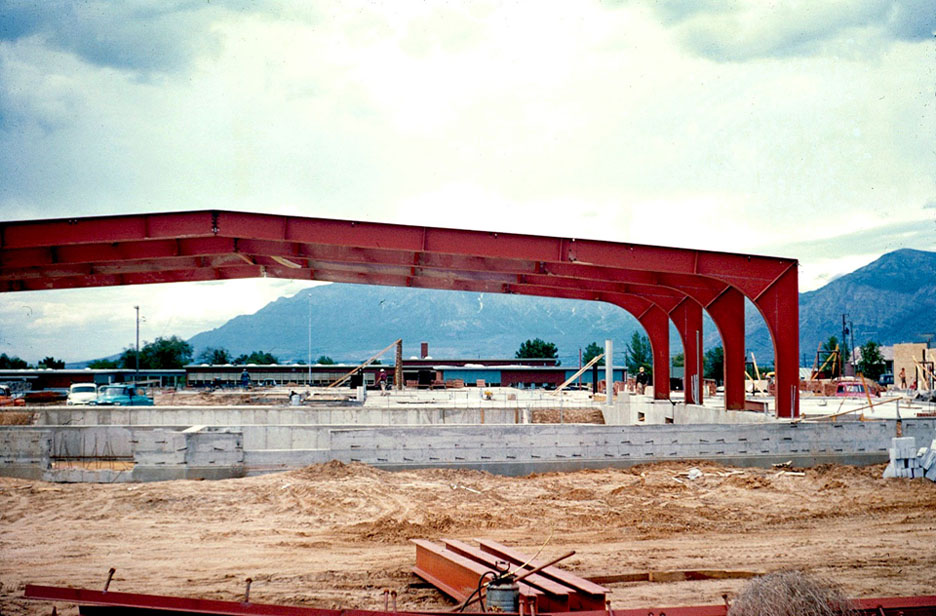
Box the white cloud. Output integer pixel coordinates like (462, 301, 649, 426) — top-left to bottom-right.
(0, 279, 323, 363)
(0, 1, 934, 360)
(651, 0, 935, 61)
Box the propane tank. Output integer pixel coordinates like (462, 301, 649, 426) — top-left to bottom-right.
(485, 576, 519, 613)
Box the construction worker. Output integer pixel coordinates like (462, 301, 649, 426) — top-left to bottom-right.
(378, 369, 389, 395)
(636, 366, 650, 394)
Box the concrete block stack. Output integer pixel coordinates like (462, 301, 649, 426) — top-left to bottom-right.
(923, 441, 936, 482)
(883, 436, 936, 481)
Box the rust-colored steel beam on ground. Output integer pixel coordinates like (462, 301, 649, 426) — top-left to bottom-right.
(412, 540, 544, 609)
(442, 539, 571, 612)
(23, 585, 936, 616)
(476, 540, 608, 611)
(26, 584, 375, 616)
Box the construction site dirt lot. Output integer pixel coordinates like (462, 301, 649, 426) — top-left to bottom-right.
(2, 461, 934, 615)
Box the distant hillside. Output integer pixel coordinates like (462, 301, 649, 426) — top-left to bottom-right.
(795, 248, 936, 356)
(188, 284, 646, 366)
(187, 249, 936, 366)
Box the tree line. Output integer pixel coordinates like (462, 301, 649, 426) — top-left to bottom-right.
(515, 333, 655, 376)
(4, 332, 888, 378)
(0, 353, 65, 370)
(86, 337, 297, 369)
(514, 332, 889, 386)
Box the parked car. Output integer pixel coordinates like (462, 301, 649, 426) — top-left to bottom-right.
(834, 381, 879, 398)
(878, 373, 894, 387)
(66, 383, 98, 405)
(23, 389, 69, 404)
(0, 384, 25, 407)
(89, 384, 154, 406)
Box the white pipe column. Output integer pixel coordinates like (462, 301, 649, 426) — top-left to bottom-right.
(605, 339, 614, 405)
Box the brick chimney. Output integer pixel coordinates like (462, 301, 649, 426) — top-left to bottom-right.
(420, 342, 429, 359)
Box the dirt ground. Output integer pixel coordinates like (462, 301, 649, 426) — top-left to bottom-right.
(2, 461, 934, 615)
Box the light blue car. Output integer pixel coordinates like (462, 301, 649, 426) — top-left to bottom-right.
(89, 384, 154, 406)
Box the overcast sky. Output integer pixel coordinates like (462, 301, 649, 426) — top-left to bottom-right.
(1, 1, 934, 363)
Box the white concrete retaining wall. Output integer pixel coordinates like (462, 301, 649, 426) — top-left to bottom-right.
(35, 406, 525, 426)
(602, 396, 772, 425)
(3, 418, 930, 482)
(0, 429, 51, 479)
(324, 421, 891, 472)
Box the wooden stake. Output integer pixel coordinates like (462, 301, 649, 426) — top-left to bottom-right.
(552, 354, 604, 395)
(326, 339, 402, 389)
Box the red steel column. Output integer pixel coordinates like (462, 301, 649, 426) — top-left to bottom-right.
(706, 288, 745, 411)
(636, 305, 670, 400)
(752, 265, 799, 418)
(670, 299, 703, 405)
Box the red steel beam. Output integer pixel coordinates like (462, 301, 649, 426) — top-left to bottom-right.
(0, 210, 795, 292)
(0, 209, 799, 415)
(441, 539, 571, 612)
(670, 298, 704, 405)
(751, 264, 799, 418)
(707, 288, 746, 411)
(633, 304, 671, 400)
(23, 585, 936, 616)
(26, 584, 367, 616)
(412, 540, 544, 608)
(476, 540, 608, 611)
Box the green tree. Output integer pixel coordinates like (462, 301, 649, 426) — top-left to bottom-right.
(582, 342, 605, 365)
(315, 355, 335, 365)
(38, 356, 65, 369)
(625, 332, 652, 375)
(821, 335, 848, 378)
(87, 358, 118, 369)
(198, 347, 232, 365)
(234, 350, 279, 365)
(121, 336, 193, 369)
(118, 348, 139, 370)
(857, 340, 886, 381)
(144, 336, 193, 368)
(672, 352, 684, 368)
(516, 338, 558, 361)
(703, 345, 725, 383)
(0, 353, 28, 369)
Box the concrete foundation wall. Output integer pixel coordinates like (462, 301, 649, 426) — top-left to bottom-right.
(37, 400, 778, 429)
(897, 418, 936, 444)
(325, 421, 892, 470)
(602, 396, 772, 425)
(36, 406, 526, 427)
(4, 417, 932, 483)
(0, 429, 52, 479)
(0, 426, 245, 482)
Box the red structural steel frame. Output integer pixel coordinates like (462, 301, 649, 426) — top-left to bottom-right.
(0, 210, 799, 416)
(23, 585, 936, 616)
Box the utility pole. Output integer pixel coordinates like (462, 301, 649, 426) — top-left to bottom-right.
(849, 320, 856, 371)
(841, 313, 848, 376)
(134, 305, 140, 385)
(307, 293, 312, 388)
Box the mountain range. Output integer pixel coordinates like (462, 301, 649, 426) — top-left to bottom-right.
(187, 248, 936, 366)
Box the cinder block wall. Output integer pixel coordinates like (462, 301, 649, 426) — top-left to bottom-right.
(4, 419, 933, 482)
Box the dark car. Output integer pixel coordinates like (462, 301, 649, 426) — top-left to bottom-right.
(878, 373, 894, 386)
(90, 385, 154, 406)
